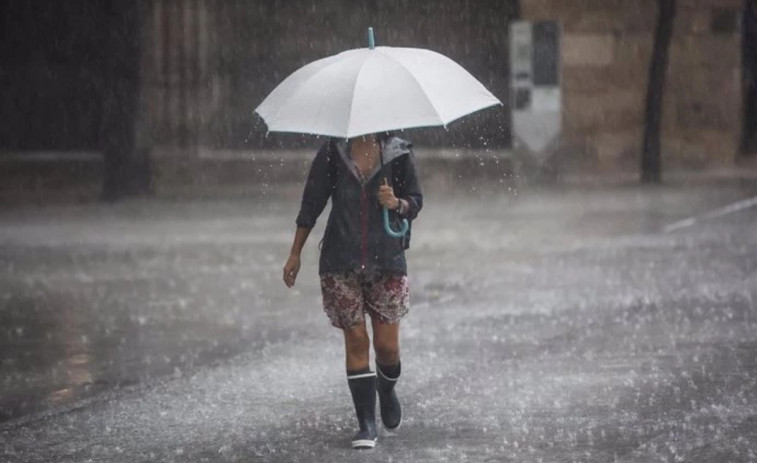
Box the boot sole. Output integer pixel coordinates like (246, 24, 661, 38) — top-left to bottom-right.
(383, 415, 402, 431)
(352, 439, 377, 449)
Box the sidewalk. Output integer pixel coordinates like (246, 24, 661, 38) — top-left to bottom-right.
(1, 148, 756, 205)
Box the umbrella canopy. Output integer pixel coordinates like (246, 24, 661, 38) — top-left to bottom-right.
(255, 45, 502, 139)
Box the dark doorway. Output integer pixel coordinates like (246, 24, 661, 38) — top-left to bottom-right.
(0, 1, 147, 198)
(1, 3, 108, 151)
(743, 0, 757, 155)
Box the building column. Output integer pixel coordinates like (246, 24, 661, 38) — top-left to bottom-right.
(142, 0, 218, 191)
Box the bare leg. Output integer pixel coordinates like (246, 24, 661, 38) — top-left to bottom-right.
(371, 318, 400, 366)
(343, 321, 371, 372)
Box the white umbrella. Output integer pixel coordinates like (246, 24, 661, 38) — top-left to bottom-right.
(255, 29, 502, 139)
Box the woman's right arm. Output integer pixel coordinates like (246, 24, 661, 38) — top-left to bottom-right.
(283, 142, 335, 288)
(283, 226, 311, 287)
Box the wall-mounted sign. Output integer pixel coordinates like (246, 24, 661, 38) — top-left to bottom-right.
(510, 21, 561, 153)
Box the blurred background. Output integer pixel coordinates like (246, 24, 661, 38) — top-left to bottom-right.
(2, 1, 757, 462)
(0, 0, 753, 201)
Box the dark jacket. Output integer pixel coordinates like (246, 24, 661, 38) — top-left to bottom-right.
(296, 136, 423, 275)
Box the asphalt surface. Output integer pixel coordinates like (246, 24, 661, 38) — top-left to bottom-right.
(1, 179, 757, 462)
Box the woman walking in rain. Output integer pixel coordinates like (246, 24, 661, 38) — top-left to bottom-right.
(259, 26, 497, 449)
(282, 132, 422, 449)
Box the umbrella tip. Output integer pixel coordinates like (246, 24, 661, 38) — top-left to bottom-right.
(368, 27, 375, 49)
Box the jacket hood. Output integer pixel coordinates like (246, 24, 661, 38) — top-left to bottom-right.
(381, 136, 413, 162)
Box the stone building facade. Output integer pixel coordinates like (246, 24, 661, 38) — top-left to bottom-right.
(143, 0, 518, 148)
(521, 0, 746, 171)
(1, 1, 752, 201)
(143, 0, 750, 189)
(140, 0, 519, 192)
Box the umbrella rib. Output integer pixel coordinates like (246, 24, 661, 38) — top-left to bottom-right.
(344, 53, 374, 139)
(264, 55, 345, 129)
(431, 100, 502, 128)
(375, 48, 445, 125)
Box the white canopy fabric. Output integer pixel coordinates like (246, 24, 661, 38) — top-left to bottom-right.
(255, 46, 502, 139)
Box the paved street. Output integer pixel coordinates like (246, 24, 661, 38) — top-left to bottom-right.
(1, 180, 757, 462)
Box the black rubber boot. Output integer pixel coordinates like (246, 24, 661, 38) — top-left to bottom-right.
(376, 362, 402, 430)
(347, 371, 378, 449)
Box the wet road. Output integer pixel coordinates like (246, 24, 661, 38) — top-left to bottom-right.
(1, 180, 757, 462)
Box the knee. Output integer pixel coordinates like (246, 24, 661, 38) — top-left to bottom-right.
(345, 327, 370, 357)
(374, 338, 400, 364)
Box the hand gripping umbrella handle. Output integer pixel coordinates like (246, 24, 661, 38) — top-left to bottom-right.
(383, 207, 409, 238)
(378, 130, 407, 238)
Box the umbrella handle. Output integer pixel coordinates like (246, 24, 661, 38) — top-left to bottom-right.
(383, 207, 409, 238)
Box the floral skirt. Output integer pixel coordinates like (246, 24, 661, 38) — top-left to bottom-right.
(320, 269, 409, 329)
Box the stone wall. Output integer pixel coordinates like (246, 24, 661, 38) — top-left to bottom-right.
(521, 0, 743, 171)
(666, 0, 742, 167)
(140, 0, 521, 191)
(141, 0, 518, 151)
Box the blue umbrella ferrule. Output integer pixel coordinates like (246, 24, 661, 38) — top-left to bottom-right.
(368, 27, 375, 49)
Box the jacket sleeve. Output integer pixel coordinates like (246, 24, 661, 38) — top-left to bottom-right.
(394, 150, 423, 221)
(295, 142, 336, 228)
